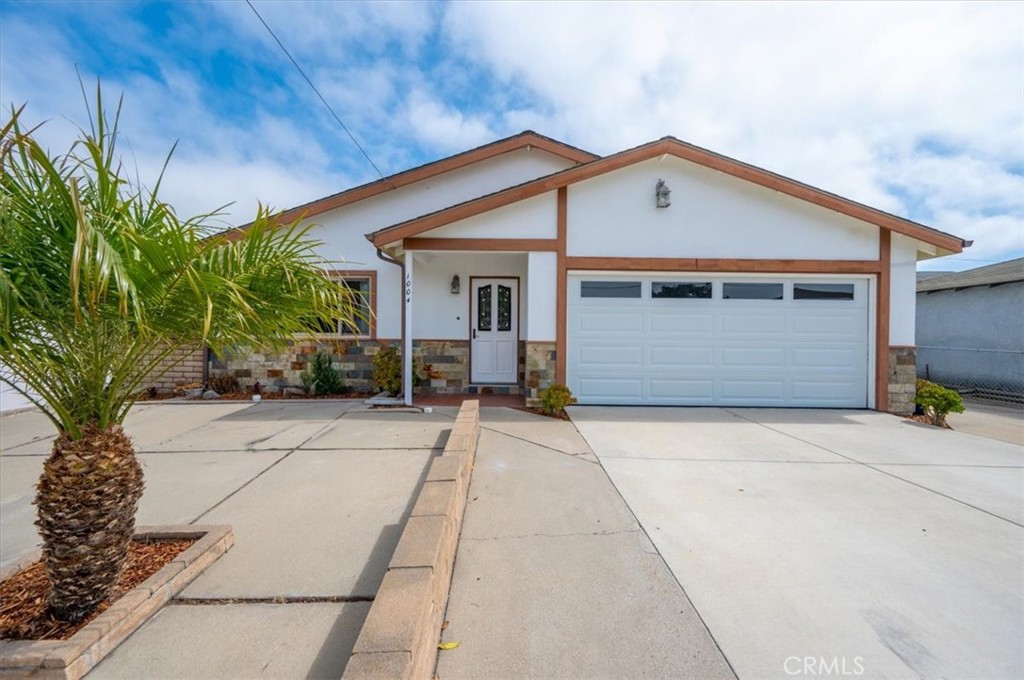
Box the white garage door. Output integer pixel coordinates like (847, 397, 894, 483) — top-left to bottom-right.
(567, 275, 870, 407)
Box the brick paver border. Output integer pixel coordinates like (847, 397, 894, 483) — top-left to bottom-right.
(344, 400, 481, 679)
(0, 525, 234, 680)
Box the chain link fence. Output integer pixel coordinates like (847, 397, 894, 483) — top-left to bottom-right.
(917, 346, 1024, 404)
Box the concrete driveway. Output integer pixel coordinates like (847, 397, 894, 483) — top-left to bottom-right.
(570, 407, 1024, 680)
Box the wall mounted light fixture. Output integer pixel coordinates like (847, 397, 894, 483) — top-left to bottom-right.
(451, 274, 461, 295)
(655, 179, 671, 208)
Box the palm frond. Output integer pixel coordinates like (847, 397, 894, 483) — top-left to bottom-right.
(1, 88, 356, 437)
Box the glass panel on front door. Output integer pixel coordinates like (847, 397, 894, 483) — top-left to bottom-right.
(478, 285, 492, 331)
(497, 285, 511, 331)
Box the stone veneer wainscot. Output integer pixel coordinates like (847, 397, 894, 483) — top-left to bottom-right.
(888, 346, 917, 414)
(210, 339, 531, 395)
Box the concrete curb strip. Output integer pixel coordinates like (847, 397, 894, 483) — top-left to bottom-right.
(0, 525, 234, 680)
(344, 400, 480, 680)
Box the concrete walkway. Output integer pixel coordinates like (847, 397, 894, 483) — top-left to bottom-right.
(436, 408, 734, 679)
(947, 398, 1024, 446)
(1, 401, 454, 679)
(3, 403, 732, 679)
(571, 406, 1024, 680)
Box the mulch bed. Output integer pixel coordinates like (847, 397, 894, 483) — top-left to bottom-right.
(904, 414, 953, 429)
(517, 406, 572, 421)
(137, 391, 377, 402)
(218, 390, 376, 400)
(0, 537, 195, 642)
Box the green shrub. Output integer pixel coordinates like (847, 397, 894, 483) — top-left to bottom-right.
(299, 368, 316, 395)
(372, 345, 402, 395)
(413, 357, 427, 388)
(300, 352, 345, 395)
(914, 379, 964, 426)
(539, 383, 577, 415)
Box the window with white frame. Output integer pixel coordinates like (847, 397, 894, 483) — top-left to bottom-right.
(305, 274, 373, 337)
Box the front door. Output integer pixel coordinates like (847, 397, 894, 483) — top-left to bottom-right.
(471, 278, 518, 384)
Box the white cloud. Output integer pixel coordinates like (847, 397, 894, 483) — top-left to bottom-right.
(404, 90, 495, 152)
(1, 1, 1020, 271)
(207, 0, 435, 63)
(443, 1, 1024, 268)
(0, 10, 354, 225)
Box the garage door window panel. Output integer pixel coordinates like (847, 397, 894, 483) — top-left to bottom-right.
(580, 281, 642, 298)
(723, 282, 784, 300)
(794, 283, 855, 300)
(652, 282, 712, 299)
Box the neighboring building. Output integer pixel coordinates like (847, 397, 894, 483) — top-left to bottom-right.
(916, 258, 1024, 399)
(202, 131, 969, 412)
(917, 271, 953, 282)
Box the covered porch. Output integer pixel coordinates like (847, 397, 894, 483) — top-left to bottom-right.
(395, 247, 558, 406)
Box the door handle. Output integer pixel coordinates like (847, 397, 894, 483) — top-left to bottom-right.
(472, 328, 477, 339)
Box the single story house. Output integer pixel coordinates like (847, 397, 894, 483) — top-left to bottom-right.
(210, 131, 970, 412)
(916, 258, 1024, 399)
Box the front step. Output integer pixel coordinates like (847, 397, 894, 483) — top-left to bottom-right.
(468, 384, 522, 396)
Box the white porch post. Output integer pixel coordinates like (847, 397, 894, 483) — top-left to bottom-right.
(403, 252, 414, 406)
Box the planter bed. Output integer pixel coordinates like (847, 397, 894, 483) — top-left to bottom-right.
(0, 525, 233, 680)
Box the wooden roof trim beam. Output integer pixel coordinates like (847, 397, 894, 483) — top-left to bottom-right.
(369, 137, 967, 253)
(565, 257, 883, 273)
(369, 140, 670, 247)
(225, 131, 599, 240)
(403, 238, 558, 251)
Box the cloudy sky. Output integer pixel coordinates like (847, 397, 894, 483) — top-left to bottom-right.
(1, 0, 1021, 271)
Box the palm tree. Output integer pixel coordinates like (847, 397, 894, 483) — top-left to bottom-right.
(0, 90, 357, 622)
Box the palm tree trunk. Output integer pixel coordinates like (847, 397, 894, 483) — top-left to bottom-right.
(35, 423, 145, 622)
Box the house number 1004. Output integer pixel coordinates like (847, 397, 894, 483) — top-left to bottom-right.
(405, 273, 412, 303)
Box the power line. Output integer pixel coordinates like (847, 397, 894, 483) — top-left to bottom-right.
(939, 256, 1021, 263)
(245, 0, 389, 184)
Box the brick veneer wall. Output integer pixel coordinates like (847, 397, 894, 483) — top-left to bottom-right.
(145, 344, 205, 392)
(888, 346, 917, 414)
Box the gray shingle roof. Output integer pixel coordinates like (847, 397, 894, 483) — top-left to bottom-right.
(916, 271, 953, 281)
(917, 258, 1024, 292)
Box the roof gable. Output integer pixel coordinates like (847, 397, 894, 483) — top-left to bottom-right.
(369, 137, 968, 254)
(228, 131, 598, 238)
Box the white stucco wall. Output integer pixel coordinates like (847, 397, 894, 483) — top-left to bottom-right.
(410, 252, 528, 340)
(427, 193, 557, 239)
(306, 148, 576, 338)
(890, 234, 918, 346)
(527, 252, 558, 341)
(566, 156, 879, 260)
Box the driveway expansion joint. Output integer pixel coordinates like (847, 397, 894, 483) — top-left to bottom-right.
(436, 409, 598, 462)
(481, 426, 600, 463)
(189, 405, 352, 525)
(171, 595, 374, 605)
(723, 408, 1024, 528)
